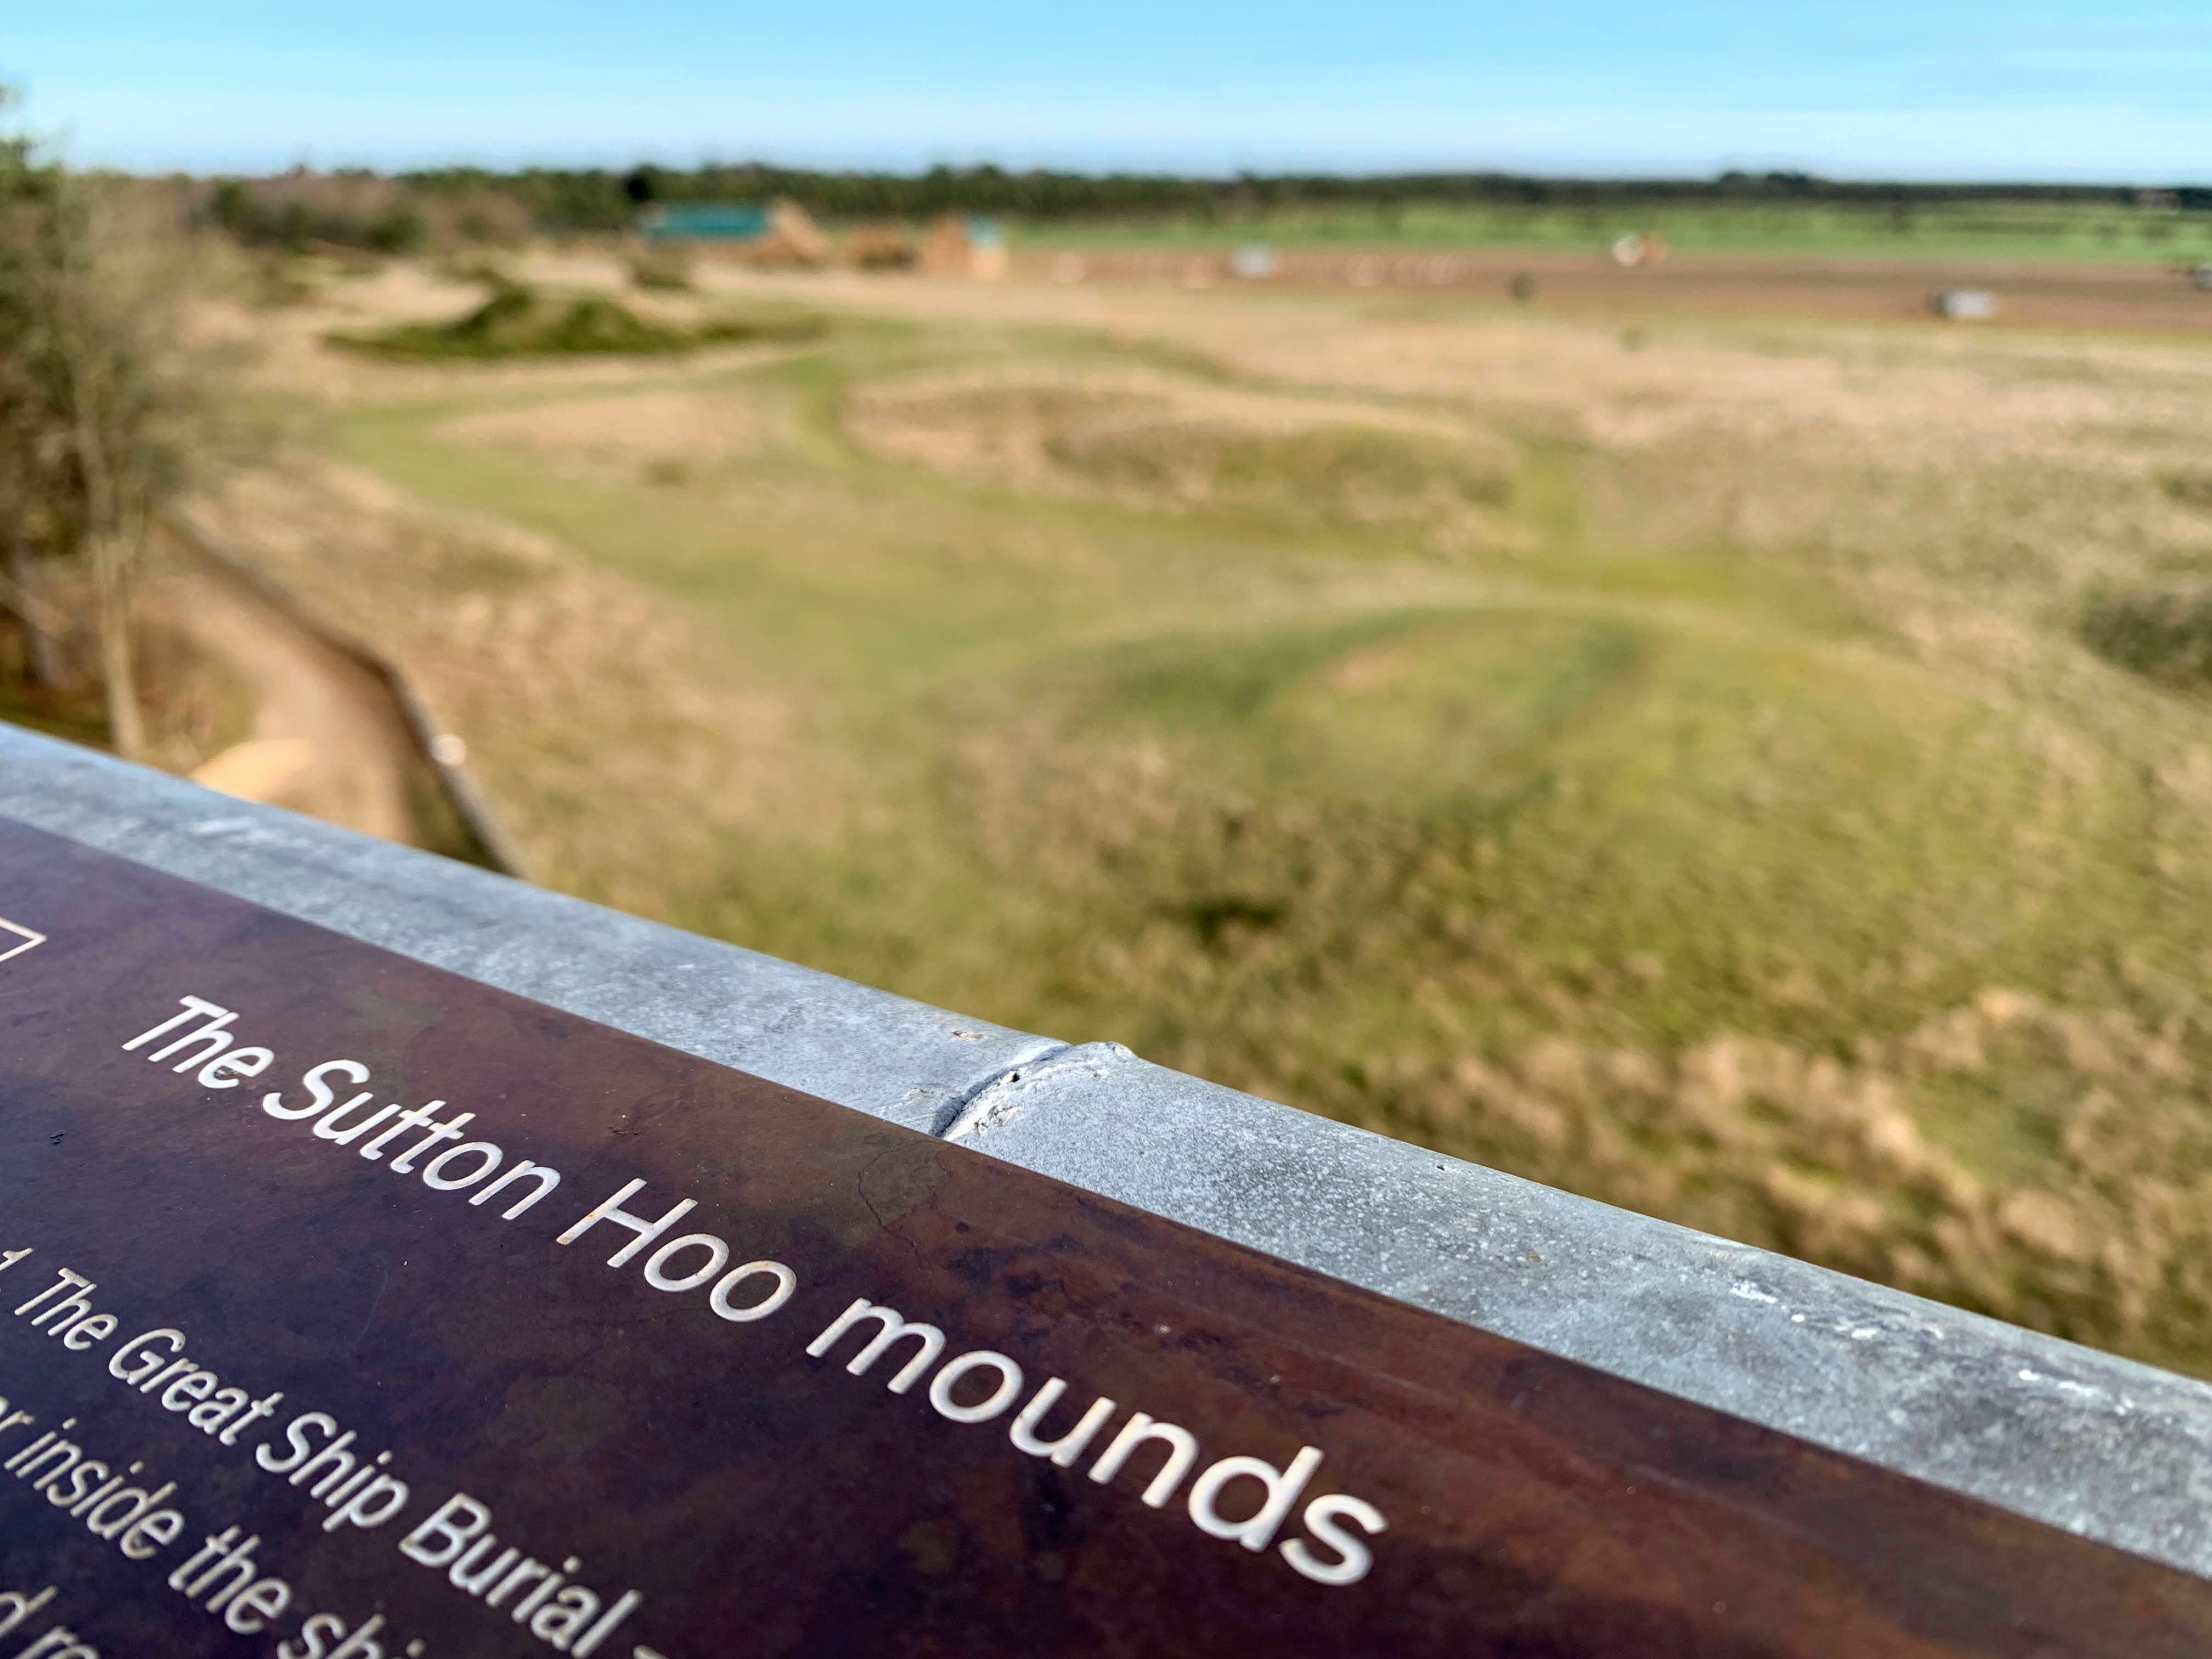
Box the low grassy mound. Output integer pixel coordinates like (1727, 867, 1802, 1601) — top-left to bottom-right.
(333, 284, 823, 360)
(1047, 419, 1511, 528)
(850, 371, 1514, 540)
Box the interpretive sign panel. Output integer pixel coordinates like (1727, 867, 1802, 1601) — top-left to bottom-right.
(0, 815, 2207, 1658)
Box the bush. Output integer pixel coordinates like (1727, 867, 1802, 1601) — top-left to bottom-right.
(0, 99, 200, 755)
(332, 285, 688, 358)
(209, 177, 426, 253)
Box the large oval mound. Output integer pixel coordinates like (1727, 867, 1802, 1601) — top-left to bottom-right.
(847, 366, 1517, 543)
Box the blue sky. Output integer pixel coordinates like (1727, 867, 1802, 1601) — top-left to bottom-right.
(13, 2, 2212, 181)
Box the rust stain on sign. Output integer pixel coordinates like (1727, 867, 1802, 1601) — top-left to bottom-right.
(0, 815, 2207, 1657)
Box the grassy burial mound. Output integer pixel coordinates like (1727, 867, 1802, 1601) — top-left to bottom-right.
(847, 369, 1519, 551)
(1047, 420, 1511, 525)
(332, 282, 825, 360)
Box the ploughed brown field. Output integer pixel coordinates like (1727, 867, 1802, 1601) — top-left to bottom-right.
(1017, 246, 2212, 332)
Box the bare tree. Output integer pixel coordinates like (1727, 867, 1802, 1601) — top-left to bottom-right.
(0, 90, 189, 757)
(0, 97, 63, 691)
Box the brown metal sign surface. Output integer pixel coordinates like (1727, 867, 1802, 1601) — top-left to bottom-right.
(0, 815, 2206, 1659)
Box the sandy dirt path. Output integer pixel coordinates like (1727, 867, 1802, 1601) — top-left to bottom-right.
(159, 562, 422, 844)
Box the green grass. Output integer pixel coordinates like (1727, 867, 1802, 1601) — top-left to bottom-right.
(1017, 200, 2212, 266)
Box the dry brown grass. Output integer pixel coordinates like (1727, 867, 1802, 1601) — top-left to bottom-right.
(185, 458, 858, 918)
(435, 387, 775, 460)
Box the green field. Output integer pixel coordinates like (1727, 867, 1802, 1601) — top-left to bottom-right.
(210, 264, 2212, 1375)
(1018, 199, 2212, 264)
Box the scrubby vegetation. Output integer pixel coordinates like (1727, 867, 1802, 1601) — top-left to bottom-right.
(2079, 583, 2212, 689)
(330, 282, 826, 360)
(209, 175, 428, 253)
(336, 285, 693, 358)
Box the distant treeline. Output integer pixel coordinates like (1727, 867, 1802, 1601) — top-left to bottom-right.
(195, 164, 2212, 250)
(208, 178, 428, 251)
(393, 165, 2212, 233)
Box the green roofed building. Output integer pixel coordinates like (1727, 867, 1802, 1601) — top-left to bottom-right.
(641, 203, 772, 242)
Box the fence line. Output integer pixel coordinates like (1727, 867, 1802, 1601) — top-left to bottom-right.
(160, 514, 533, 881)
